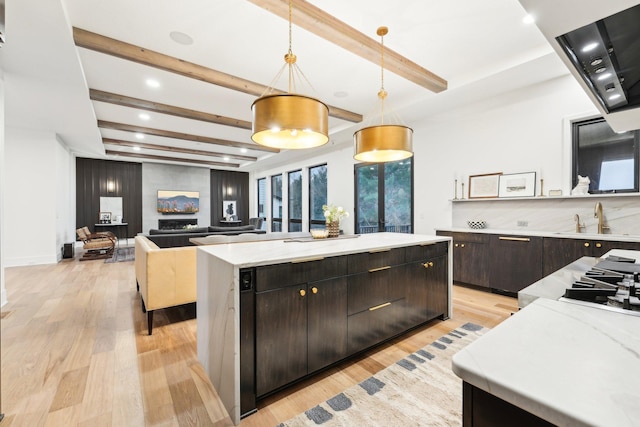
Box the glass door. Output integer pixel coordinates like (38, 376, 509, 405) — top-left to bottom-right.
(355, 158, 413, 234)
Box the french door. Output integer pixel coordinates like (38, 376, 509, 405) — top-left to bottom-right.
(354, 158, 413, 234)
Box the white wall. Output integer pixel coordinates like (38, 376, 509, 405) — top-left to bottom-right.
(4, 127, 73, 266)
(142, 163, 211, 233)
(412, 74, 595, 234)
(1, 71, 6, 306)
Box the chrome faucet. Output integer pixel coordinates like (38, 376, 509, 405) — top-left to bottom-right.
(574, 214, 585, 233)
(594, 202, 610, 234)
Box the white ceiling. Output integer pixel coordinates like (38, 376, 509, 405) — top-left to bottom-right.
(2, 0, 588, 172)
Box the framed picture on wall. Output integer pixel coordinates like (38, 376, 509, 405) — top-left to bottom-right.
(498, 172, 537, 198)
(468, 172, 502, 198)
(99, 212, 112, 224)
(222, 200, 237, 220)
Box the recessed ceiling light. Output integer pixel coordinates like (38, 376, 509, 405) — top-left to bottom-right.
(597, 72, 612, 81)
(609, 93, 621, 101)
(605, 84, 615, 92)
(223, 156, 230, 162)
(135, 133, 145, 139)
(594, 67, 607, 74)
(240, 148, 248, 153)
(169, 31, 194, 46)
(590, 58, 603, 66)
(138, 113, 150, 120)
(133, 146, 141, 151)
(582, 42, 598, 52)
(522, 14, 535, 24)
(146, 79, 160, 88)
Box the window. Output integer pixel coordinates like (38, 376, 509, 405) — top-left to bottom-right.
(572, 117, 639, 193)
(288, 170, 302, 232)
(271, 174, 283, 232)
(355, 158, 413, 234)
(309, 164, 327, 230)
(257, 177, 267, 230)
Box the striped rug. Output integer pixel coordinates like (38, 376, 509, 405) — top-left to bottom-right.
(278, 323, 487, 427)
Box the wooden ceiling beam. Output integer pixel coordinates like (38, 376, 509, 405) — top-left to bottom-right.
(247, 0, 447, 93)
(90, 89, 252, 130)
(103, 138, 258, 162)
(97, 120, 279, 153)
(105, 150, 240, 168)
(74, 27, 363, 123)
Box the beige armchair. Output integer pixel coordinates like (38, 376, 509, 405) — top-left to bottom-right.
(76, 227, 116, 261)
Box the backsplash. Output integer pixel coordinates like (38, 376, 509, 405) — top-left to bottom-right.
(452, 194, 640, 236)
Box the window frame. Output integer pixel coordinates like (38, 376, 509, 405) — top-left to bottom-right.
(308, 163, 328, 230)
(287, 169, 302, 232)
(271, 174, 283, 232)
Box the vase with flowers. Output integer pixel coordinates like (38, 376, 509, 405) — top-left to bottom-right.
(322, 204, 349, 238)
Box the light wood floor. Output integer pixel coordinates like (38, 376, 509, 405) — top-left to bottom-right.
(1, 248, 517, 427)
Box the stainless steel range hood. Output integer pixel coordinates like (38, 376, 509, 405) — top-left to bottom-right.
(518, 0, 640, 132)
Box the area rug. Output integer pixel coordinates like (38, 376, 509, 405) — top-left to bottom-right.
(105, 247, 135, 263)
(278, 323, 487, 427)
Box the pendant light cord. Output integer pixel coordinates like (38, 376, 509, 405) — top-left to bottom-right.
(377, 27, 388, 125)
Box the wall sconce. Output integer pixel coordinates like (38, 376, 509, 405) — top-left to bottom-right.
(225, 186, 233, 197)
(106, 180, 115, 193)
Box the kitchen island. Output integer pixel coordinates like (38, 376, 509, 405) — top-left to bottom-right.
(196, 232, 452, 425)
(452, 249, 640, 426)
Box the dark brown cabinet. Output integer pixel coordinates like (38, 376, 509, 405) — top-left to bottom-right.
(246, 242, 449, 408)
(436, 231, 489, 287)
(254, 258, 348, 397)
(543, 237, 640, 275)
(489, 235, 543, 293)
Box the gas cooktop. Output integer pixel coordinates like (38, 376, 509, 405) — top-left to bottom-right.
(562, 255, 640, 316)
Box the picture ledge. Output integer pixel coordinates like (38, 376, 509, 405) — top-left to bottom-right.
(450, 192, 640, 202)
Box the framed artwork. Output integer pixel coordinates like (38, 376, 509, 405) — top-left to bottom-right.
(222, 200, 237, 219)
(468, 172, 502, 199)
(498, 172, 537, 198)
(99, 212, 112, 223)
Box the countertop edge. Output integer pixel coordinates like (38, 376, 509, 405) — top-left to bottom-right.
(435, 227, 640, 242)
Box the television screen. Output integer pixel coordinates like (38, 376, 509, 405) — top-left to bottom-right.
(157, 190, 200, 214)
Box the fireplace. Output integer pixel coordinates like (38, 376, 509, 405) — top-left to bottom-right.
(158, 219, 198, 230)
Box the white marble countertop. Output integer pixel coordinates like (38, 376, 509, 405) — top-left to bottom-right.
(196, 232, 450, 268)
(453, 297, 640, 426)
(436, 227, 640, 242)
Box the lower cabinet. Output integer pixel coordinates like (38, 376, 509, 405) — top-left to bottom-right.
(255, 276, 347, 396)
(436, 231, 489, 288)
(489, 235, 543, 294)
(246, 242, 450, 410)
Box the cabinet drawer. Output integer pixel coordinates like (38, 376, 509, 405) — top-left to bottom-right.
(347, 247, 405, 274)
(348, 268, 404, 315)
(347, 298, 406, 354)
(450, 232, 489, 243)
(256, 256, 347, 292)
(405, 241, 448, 263)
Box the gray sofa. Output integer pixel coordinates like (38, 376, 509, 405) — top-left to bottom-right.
(144, 225, 266, 248)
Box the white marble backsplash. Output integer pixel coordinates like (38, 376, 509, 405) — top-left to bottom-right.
(452, 194, 640, 236)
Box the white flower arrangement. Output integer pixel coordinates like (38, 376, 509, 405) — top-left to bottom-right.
(322, 204, 349, 223)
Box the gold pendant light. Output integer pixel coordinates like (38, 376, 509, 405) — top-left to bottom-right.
(354, 26, 413, 162)
(251, 0, 329, 150)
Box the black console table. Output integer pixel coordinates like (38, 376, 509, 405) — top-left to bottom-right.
(219, 220, 242, 227)
(95, 223, 129, 246)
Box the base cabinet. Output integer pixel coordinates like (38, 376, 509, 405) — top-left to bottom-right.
(436, 231, 489, 288)
(489, 235, 543, 294)
(243, 241, 449, 414)
(463, 382, 554, 427)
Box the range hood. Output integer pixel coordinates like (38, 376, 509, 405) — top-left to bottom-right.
(518, 0, 640, 132)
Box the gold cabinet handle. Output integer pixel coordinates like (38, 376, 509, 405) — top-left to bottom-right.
(499, 236, 530, 242)
(292, 256, 325, 264)
(460, 244, 465, 248)
(454, 243, 459, 247)
(369, 302, 391, 311)
(369, 248, 391, 253)
(596, 242, 602, 248)
(299, 289, 306, 297)
(584, 242, 590, 248)
(311, 287, 318, 294)
(368, 266, 391, 273)
(421, 261, 434, 269)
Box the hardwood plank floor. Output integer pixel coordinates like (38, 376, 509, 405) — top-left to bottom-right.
(1, 247, 517, 426)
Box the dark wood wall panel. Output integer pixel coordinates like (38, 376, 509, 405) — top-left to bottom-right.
(76, 158, 143, 238)
(210, 170, 249, 226)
